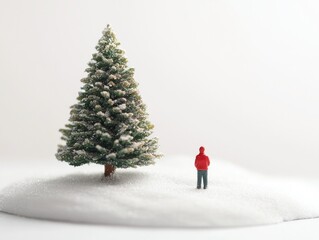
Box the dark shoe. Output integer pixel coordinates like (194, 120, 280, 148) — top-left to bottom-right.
(197, 186, 201, 189)
(204, 186, 207, 189)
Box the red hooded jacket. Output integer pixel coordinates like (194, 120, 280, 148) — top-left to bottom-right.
(195, 146, 210, 170)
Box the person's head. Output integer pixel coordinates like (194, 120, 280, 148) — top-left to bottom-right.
(199, 146, 205, 154)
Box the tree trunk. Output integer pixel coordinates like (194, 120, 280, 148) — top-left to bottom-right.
(104, 164, 115, 177)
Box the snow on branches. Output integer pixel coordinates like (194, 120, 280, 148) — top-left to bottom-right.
(56, 25, 161, 172)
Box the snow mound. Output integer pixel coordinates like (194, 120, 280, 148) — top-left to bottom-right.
(1, 156, 319, 228)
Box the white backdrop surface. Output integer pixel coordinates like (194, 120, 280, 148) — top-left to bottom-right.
(1, 0, 319, 176)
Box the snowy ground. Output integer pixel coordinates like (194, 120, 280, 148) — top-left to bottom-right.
(1, 156, 319, 228)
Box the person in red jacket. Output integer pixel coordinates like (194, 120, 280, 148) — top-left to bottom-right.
(195, 146, 210, 189)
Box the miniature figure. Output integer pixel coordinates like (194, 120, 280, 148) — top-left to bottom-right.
(195, 146, 210, 189)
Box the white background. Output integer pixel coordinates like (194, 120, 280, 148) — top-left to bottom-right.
(1, 0, 319, 178)
(1, 212, 319, 240)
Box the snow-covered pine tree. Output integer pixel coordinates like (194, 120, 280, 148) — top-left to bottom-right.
(56, 25, 160, 177)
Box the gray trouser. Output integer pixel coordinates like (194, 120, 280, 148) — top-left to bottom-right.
(197, 170, 208, 188)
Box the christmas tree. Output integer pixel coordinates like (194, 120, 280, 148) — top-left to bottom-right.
(56, 25, 160, 177)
